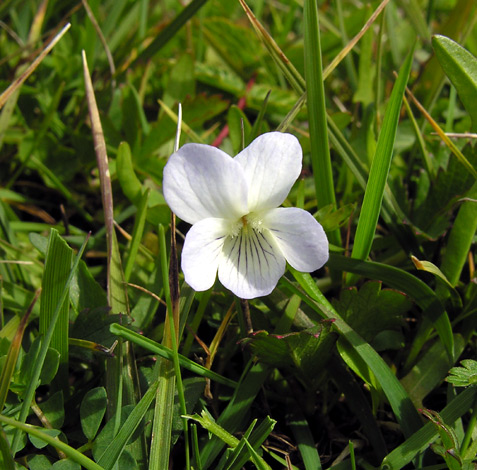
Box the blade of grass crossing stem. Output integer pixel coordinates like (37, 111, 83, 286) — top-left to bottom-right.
(381, 386, 477, 470)
(328, 253, 454, 359)
(346, 49, 414, 285)
(304, 0, 340, 247)
(110, 324, 237, 388)
(0, 414, 103, 470)
(96, 379, 160, 470)
(286, 270, 422, 438)
(0, 290, 39, 412)
(130, 0, 209, 67)
(12, 234, 90, 454)
(201, 361, 271, 468)
(39, 229, 73, 390)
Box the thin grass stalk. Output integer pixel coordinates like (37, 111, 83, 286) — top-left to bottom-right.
(304, 0, 340, 247)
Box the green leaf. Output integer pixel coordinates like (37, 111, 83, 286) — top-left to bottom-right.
(29, 429, 61, 449)
(285, 271, 423, 438)
(42, 391, 64, 429)
(27, 454, 53, 470)
(447, 359, 477, 387)
(432, 35, 477, 132)
(240, 323, 335, 386)
(51, 459, 81, 470)
(80, 387, 108, 441)
(332, 281, 411, 343)
(381, 387, 477, 470)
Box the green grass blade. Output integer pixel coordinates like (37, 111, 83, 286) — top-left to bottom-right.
(0, 290, 39, 412)
(285, 270, 423, 438)
(0, 414, 104, 470)
(347, 49, 414, 281)
(328, 253, 454, 360)
(381, 386, 477, 470)
(130, 0, 209, 67)
(96, 379, 160, 470)
(110, 324, 237, 388)
(303, 0, 339, 245)
(124, 189, 149, 282)
(439, 181, 477, 286)
(12, 234, 90, 454)
(148, 224, 178, 470)
(39, 229, 73, 388)
(288, 409, 322, 470)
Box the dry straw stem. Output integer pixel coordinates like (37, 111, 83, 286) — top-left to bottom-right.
(82, 50, 115, 271)
(0, 23, 71, 110)
(404, 84, 477, 180)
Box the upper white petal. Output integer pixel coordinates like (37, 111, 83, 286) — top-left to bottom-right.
(218, 227, 286, 299)
(234, 132, 302, 212)
(163, 144, 248, 224)
(263, 207, 329, 272)
(181, 218, 230, 292)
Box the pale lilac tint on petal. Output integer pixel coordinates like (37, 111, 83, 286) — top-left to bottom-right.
(163, 143, 249, 225)
(181, 218, 229, 292)
(218, 228, 286, 299)
(264, 207, 329, 272)
(234, 132, 302, 212)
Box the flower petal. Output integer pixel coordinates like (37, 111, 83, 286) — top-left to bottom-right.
(163, 144, 248, 224)
(234, 132, 302, 212)
(218, 228, 286, 299)
(181, 218, 229, 292)
(263, 207, 329, 272)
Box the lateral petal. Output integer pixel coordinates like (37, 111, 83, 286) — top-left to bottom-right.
(234, 132, 302, 212)
(163, 144, 248, 224)
(263, 207, 329, 272)
(181, 218, 229, 292)
(218, 228, 286, 299)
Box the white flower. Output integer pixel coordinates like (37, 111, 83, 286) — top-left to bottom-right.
(163, 132, 329, 299)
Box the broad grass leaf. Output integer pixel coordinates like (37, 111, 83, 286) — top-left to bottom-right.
(432, 35, 477, 132)
(401, 334, 466, 409)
